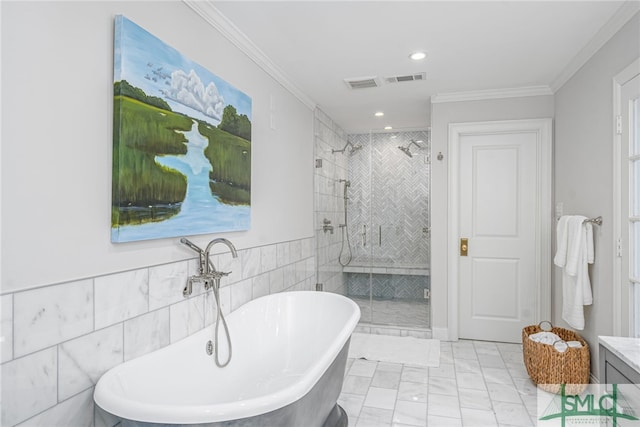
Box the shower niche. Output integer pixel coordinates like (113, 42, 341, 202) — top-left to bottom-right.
(340, 129, 431, 331)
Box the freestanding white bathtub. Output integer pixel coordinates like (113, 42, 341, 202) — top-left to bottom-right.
(94, 291, 360, 426)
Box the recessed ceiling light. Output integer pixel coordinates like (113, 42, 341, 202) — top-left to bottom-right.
(374, 111, 384, 117)
(384, 126, 393, 130)
(410, 51, 427, 61)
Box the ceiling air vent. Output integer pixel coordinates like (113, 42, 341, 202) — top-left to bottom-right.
(344, 76, 381, 90)
(384, 72, 427, 84)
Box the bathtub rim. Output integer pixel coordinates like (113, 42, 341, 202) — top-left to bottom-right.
(93, 291, 360, 424)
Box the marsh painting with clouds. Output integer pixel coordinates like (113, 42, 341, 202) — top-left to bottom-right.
(112, 15, 251, 243)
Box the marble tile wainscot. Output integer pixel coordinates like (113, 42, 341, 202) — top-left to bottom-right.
(0, 237, 315, 427)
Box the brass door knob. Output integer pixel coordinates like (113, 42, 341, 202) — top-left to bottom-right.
(460, 238, 468, 256)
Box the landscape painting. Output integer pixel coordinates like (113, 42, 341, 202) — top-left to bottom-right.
(112, 15, 251, 243)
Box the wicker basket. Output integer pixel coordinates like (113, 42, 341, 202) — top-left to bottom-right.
(522, 321, 590, 394)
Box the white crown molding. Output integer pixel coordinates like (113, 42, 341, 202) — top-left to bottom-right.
(550, 1, 640, 93)
(430, 85, 553, 104)
(183, 0, 317, 110)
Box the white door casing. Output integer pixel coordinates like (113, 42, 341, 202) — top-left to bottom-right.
(613, 58, 640, 337)
(448, 119, 552, 343)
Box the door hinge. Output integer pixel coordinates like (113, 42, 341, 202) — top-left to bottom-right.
(616, 238, 622, 257)
(616, 115, 622, 135)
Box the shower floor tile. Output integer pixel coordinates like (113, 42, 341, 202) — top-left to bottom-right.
(350, 296, 430, 329)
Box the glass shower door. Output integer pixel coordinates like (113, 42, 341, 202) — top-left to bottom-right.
(368, 130, 431, 329)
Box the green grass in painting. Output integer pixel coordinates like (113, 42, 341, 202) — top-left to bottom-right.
(112, 96, 191, 226)
(199, 122, 251, 205)
(112, 83, 252, 229)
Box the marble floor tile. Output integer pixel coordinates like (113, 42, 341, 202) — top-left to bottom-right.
(458, 387, 493, 410)
(377, 361, 404, 373)
(356, 406, 393, 427)
(392, 400, 427, 426)
(397, 381, 428, 403)
(454, 358, 482, 373)
(363, 387, 398, 410)
(493, 401, 533, 426)
(427, 415, 463, 426)
(482, 366, 515, 385)
(429, 362, 456, 378)
(478, 353, 507, 368)
(488, 382, 524, 404)
(451, 347, 478, 360)
(428, 376, 459, 396)
(456, 371, 487, 391)
(427, 393, 461, 418)
(350, 359, 378, 377)
(337, 392, 364, 420)
(342, 375, 373, 395)
(461, 407, 498, 427)
(401, 366, 429, 384)
(372, 369, 402, 389)
(338, 336, 538, 427)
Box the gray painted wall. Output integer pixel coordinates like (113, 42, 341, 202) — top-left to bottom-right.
(554, 12, 640, 380)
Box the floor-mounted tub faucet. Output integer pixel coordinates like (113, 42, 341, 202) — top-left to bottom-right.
(179, 237, 238, 368)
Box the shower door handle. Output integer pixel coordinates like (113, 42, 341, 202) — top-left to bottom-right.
(379, 225, 382, 246)
(362, 225, 367, 247)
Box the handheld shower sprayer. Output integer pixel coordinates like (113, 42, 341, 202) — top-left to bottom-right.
(180, 237, 202, 253)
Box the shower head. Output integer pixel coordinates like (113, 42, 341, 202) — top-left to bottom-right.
(398, 146, 413, 158)
(339, 179, 351, 187)
(332, 141, 361, 155)
(349, 144, 363, 154)
(398, 140, 422, 158)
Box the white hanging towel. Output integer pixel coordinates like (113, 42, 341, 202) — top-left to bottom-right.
(554, 215, 594, 330)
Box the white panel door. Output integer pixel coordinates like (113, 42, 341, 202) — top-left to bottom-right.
(458, 131, 538, 343)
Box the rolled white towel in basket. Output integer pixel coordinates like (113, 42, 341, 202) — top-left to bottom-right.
(529, 331, 584, 352)
(529, 331, 562, 345)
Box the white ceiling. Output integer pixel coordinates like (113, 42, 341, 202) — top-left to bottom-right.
(209, 1, 628, 133)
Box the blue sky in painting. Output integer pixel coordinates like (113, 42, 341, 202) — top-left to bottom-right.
(114, 15, 251, 126)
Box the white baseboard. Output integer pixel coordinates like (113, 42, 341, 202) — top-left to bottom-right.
(432, 327, 450, 341)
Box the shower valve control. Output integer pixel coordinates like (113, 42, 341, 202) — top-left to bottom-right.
(322, 218, 334, 234)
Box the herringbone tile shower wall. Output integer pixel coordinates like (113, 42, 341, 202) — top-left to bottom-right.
(347, 131, 431, 267)
(314, 108, 431, 301)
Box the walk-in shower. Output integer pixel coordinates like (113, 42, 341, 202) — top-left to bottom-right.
(313, 109, 431, 334)
(314, 119, 431, 335)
